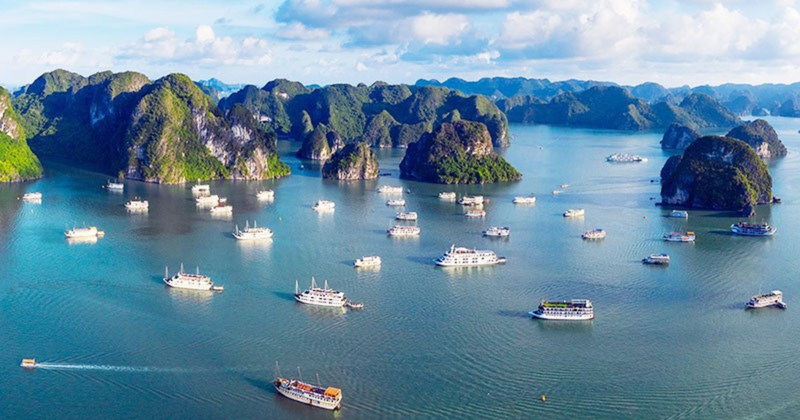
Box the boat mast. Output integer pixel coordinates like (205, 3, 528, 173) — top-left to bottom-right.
(295, 279, 299, 294)
(165, 266, 169, 278)
(180, 263, 184, 274)
(316, 373, 321, 386)
(297, 366, 303, 382)
(275, 361, 281, 379)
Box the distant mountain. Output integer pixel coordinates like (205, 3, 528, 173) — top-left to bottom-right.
(416, 77, 618, 101)
(195, 78, 246, 103)
(499, 86, 740, 130)
(220, 80, 510, 148)
(12, 69, 289, 183)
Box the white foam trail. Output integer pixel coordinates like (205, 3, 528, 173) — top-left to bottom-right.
(34, 363, 197, 373)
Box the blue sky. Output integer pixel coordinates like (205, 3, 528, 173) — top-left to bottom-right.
(2, 0, 800, 88)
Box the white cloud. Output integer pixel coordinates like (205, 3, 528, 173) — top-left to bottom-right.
(409, 13, 470, 45)
(276, 22, 331, 40)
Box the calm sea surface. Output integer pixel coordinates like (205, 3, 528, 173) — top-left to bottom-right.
(2, 118, 800, 419)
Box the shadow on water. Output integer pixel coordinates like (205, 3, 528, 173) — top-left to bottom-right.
(496, 309, 531, 319)
(151, 275, 165, 285)
(406, 256, 435, 266)
(533, 320, 594, 332)
(244, 377, 276, 393)
(273, 291, 296, 302)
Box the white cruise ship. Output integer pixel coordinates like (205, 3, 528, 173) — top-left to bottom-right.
(196, 194, 220, 205)
(731, 222, 776, 236)
(191, 183, 210, 193)
(396, 211, 418, 221)
(513, 194, 536, 204)
(563, 209, 585, 218)
(483, 226, 510, 237)
(125, 199, 149, 211)
(65, 226, 103, 238)
(386, 199, 406, 206)
(312, 200, 336, 211)
(606, 153, 647, 162)
(233, 221, 273, 240)
(435, 244, 506, 267)
(465, 209, 486, 218)
(746, 290, 786, 309)
(378, 185, 404, 194)
(669, 210, 689, 218)
(210, 204, 233, 214)
(438, 191, 456, 200)
(294, 278, 347, 307)
(459, 195, 484, 206)
(387, 225, 420, 236)
(163, 265, 223, 291)
(273, 374, 342, 410)
(663, 231, 695, 242)
(582, 228, 606, 239)
(257, 190, 275, 200)
(107, 180, 124, 191)
(22, 192, 42, 201)
(530, 299, 594, 320)
(642, 253, 670, 265)
(354, 256, 381, 267)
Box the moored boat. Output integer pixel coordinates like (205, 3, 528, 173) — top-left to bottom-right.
(233, 221, 273, 240)
(396, 211, 418, 221)
(581, 228, 606, 239)
(459, 195, 484, 206)
(294, 278, 347, 307)
(663, 231, 695, 242)
(530, 299, 594, 320)
(273, 371, 342, 410)
(196, 195, 220, 205)
(22, 192, 42, 201)
(378, 185, 404, 194)
(257, 189, 275, 200)
(642, 253, 670, 265)
(435, 244, 506, 267)
(669, 210, 689, 218)
(438, 191, 456, 200)
(465, 209, 486, 218)
(563, 209, 584, 218)
(387, 225, 420, 236)
(125, 199, 149, 210)
(606, 153, 647, 162)
(210, 204, 233, 214)
(191, 182, 210, 193)
(163, 264, 223, 291)
(65, 226, 103, 238)
(513, 194, 536, 204)
(483, 226, 510, 237)
(386, 199, 406, 206)
(730, 222, 776, 236)
(354, 256, 381, 267)
(312, 200, 336, 211)
(107, 179, 124, 190)
(746, 290, 786, 309)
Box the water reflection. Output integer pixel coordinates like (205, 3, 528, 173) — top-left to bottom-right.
(165, 286, 215, 304)
(66, 236, 99, 245)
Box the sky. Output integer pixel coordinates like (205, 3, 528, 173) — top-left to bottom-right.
(2, 0, 800, 89)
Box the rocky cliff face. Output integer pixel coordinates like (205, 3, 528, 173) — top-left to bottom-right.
(297, 124, 342, 160)
(399, 121, 521, 184)
(321, 142, 378, 180)
(0, 87, 43, 182)
(661, 123, 700, 150)
(660, 136, 772, 210)
(725, 119, 786, 158)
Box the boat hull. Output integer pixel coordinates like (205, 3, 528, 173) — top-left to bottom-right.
(163, 278, 214, 291)
(435, 258, 506, 267)
(294, 294, 346, 307)
(273, 383, 341, 410)
(529, 311, 594, 321)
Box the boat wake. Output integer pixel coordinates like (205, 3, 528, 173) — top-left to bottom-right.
(33, 363, 198, 373)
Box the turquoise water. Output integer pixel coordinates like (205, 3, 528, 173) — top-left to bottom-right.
(2, 118, 800, 419)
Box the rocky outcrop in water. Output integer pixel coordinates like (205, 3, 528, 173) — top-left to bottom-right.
(660, 136, 772, 210)
(725, 119, 786, 158)
(297, 124, 343, 160)
(322, 142, 378, 180)
(399, 121, 521, 184)
(661, 123, 700, 150)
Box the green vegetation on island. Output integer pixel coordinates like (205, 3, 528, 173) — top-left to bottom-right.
(322, 142, 378, 180)
(661, 136, 772, 210)
(399, 121, 521, 184)
(0, 87, 42, 182)
(725, 119, 786, 158)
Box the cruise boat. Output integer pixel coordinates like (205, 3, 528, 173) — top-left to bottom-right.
(354, 256, 381, 267)
(196, 195, 220, 205)
(107, 179, 124, 190)
(642, 253, 670, 265)
(465, 209, 486, 218)
(582, 228, 606, 239)
(273, 372, 342, 410)
(163, 264, 224, 291)
(746, 290, 787, 309)
(65, 226, 103, 238)
(191, 183, 210, 193)
(552, 190, 564, 195)
(561, 184, 569, 189)
(20, 358, 36, 369)
(233, 221, 273, 240)
(435, 244, 506, 267)
(378, 185, 404, 194)
(563, 209, 585, 218)
(312, 200, 336, 211)
(22, 192, 42, 201)
(513, 194, 536, 204)
(730, 222, 776, 236)
(257, 189, 275, 200)
(459, 195, 484, 206)
(669, 210, 689, 218)
(386, 199, 406, 206)
(396, 211, 418, 221)
(606, 153, 647, 162)
(294, 278, 347, 307)
(483, 226, 510, 237)
(529, 299, 594, 320)
(125, 199, 149, 210)
(663, 231, 696, 242)
(438, 191, 456, 200)
(210, 204, 233, 214)
(387, 225, 420, 236)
